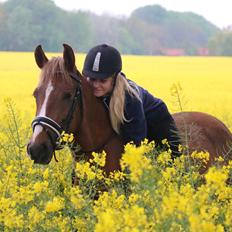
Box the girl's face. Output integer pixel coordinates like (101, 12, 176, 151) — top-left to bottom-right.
(87, 76, 114, 97)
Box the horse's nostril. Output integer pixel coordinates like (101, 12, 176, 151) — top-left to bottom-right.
(27, 142, 53, 164)
(27, 143, 32, 156)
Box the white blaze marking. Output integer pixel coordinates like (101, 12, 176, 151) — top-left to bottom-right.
(31, 81, 54, 143)
(39, 81, 54, 117)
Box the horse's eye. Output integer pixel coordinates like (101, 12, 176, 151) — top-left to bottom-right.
(63, 92, 72, 100)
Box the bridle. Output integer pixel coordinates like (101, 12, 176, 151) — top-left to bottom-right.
(31, 70, 117, 160)
(31, 71, 82, 152)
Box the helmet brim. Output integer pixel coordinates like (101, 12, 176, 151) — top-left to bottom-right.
(82, 69, 113, 80)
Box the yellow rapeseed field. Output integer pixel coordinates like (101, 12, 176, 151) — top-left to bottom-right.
(1, 52, 232, 129)
(0, 52, 232, 231)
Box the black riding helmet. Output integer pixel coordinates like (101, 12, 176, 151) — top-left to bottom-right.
(82, 44, 122, 79)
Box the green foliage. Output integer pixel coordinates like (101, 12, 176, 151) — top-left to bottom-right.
(0, 0, 93, 51)
(170, 82, 188, 112)
(130, 6, 219, 55)
(131, 5, 168, 24)
(0, 99, 30, 160)
(0, 0, 221, 55)
(209, 30, 232, 56)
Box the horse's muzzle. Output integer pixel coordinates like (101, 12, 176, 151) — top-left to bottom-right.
(27, 141, 53, 164)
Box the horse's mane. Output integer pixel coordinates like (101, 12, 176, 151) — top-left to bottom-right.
(39, 57, 75, 87)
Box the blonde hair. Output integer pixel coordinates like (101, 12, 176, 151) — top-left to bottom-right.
(109, 73, 141, 134)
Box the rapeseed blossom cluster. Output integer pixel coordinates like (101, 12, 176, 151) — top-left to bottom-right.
(0, 68, 232, 232)
(0, 105, 231, 232)
(121, 141, 153, 182)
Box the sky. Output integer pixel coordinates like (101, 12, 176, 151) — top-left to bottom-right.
(53, 0, 232, 29)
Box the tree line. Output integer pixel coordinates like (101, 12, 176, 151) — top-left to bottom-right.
(0, 0, 232, 55)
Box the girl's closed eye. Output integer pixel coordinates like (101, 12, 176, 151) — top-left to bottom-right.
(87, 77, 108, 83)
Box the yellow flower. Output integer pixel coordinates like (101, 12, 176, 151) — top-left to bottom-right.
(215, 156, 224, 162)
(123, 205, 147, 228)
(95, 208, 118, 232)
(45, 197, 65, 213)
(76, 162, 96, 180)
(43, 168, 49, 179)
(157, 151, 172, 166)
(225, 202, 232, 226)
(59, 131, 74, 143)
(162, 167, 176, 180)
(69, 186, 85, 210)
(3, 209, 24, 229)
(90, 151, 106, 167)
(205, 167, 227, 186)
(33, 181, 48, 193)
(28, 206, 45, 225)
(109, 170, 126, 182)
(73, 217, 88, 232)
(189, 215, 224, 232)
(191, 151, 210, 164)
(12, 185, 34, 204)
(161, 138, 170, 147)
(120, 143, 152, 182)
(94, 190, 125, 215)
(129, 193, 140, 204)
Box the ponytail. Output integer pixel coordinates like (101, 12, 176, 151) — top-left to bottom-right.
(109, 73, 141, 133)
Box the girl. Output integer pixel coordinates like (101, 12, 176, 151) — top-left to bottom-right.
(82, 44, 181, 157)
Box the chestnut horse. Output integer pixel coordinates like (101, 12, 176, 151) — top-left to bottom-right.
(27, 44, 123, 174)
(173, 111, 232, 170)
(27, 44, 232, 174)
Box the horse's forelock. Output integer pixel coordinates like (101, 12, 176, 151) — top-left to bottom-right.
(39, 57, 74, 86)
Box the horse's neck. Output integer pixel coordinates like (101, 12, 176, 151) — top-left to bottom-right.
(78, 79, 114, 150)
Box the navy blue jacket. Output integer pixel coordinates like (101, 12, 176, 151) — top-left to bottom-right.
(102, 80, 181, 156)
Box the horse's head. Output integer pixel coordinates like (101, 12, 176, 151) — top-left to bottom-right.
(27, 44, 82, 164)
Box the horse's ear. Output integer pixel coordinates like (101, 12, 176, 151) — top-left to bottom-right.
(63, 43, 75, 72)
(34, 45, 48, 69)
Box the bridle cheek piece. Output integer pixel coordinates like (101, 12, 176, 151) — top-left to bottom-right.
(31, 72, 82, 155)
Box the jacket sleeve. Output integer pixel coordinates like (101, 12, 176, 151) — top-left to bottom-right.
(120, 95, 147, 146)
